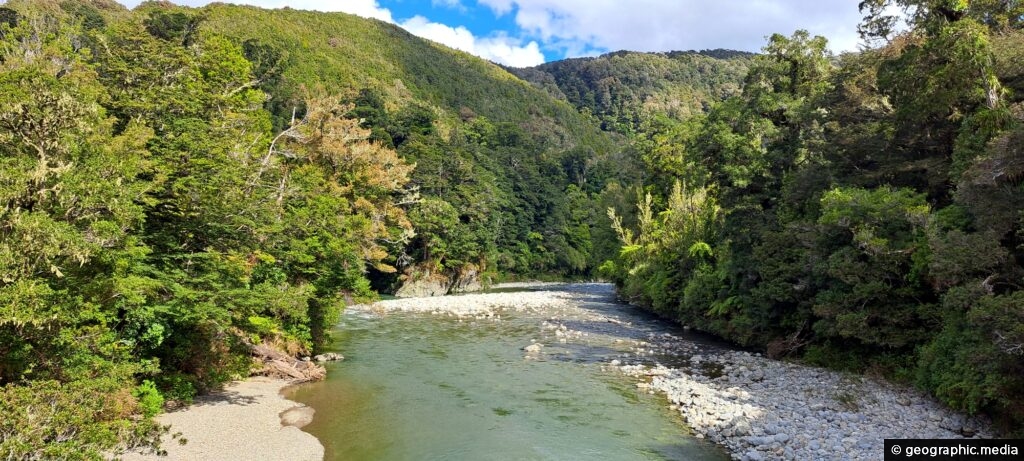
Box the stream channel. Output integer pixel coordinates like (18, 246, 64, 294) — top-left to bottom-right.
(285, 283, 731, 461)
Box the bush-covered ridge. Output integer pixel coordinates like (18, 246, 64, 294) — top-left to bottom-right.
(196, 1, 613, 149)
(188, 0, 639, 286)
(511, 49, 754, 134)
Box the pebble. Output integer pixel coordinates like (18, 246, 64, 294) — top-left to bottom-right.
(616, 334, 992, 461)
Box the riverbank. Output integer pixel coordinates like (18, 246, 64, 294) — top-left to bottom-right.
(119, 377, 323, 461)
(368, 283, 575, 315)
(616, 343, 990, 460)
(363, 283, 990, 461)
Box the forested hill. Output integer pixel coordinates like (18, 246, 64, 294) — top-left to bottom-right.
(510, 50, 754, 134)
(197, 2, 613, 147)
(190, 1, 642, 288)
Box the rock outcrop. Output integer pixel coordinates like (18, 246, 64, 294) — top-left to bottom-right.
(395, 263, 486, 297)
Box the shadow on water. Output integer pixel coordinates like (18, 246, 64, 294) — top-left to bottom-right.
(286, 284, 730, 461)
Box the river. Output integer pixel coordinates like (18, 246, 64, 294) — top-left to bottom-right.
(285, 283, 729, 461)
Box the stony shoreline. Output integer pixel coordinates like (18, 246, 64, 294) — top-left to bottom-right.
(617, 342, 990, 461)
(364, 283, 991, 461)
(119, 377, 323, 461)
(365, 284, 575, 316)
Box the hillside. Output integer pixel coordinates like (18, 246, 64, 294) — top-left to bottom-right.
(511, 50, 754, 133)
(126, 1, 641, 292)
(136, 2, 762, 291)
(196, 2, 613, 151)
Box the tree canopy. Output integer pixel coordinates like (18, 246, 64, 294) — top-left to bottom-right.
(603, 10, 1024, 433)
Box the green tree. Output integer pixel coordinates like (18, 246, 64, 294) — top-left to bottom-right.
(0, 7, 163, 457)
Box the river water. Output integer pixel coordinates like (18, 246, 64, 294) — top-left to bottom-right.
(285, 284, 729, 461)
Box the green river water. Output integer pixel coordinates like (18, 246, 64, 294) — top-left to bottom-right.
(285, 285, 729, 461)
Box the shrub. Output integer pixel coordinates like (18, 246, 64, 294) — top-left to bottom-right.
(155, 372, 199, 405)
(133, 380, 165, 418)
(0, 379, 163, 460)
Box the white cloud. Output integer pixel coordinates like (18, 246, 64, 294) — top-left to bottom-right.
(329, 0, 393, 23)
(401, 15, 478, 51)
(115, 1, 543, 66)
(479, 0, 515, 16)
(475, 36, 545, 67)
(400, 16, 544, 67)
(431, 0, 465, 10)
(116, 1, 874, 62)
(476, 0, 867, 55)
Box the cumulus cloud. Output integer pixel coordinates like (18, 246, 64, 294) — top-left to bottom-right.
(400, 16, 544, 67)
(116, 0, 870, 63)
(115, 0, 543, 66)
(476, 0, 866, 55)
(431, 0, 466, 10)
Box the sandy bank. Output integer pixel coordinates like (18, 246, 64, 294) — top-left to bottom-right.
(120, 377, 323, 461)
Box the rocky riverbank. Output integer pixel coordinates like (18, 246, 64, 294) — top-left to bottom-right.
(365, 283, 576, 316)
(616, 342, 990, 461)
(363, 283, 991, 461)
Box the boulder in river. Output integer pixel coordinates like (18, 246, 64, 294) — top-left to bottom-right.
(523, 343, 543, 353)
(280, 405, 316, 428)
(313, 353, 344, 362)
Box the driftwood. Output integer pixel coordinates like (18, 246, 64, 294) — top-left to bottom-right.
(246, 342, 327, 383)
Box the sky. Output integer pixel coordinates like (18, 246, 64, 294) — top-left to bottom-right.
(114, 1, 871, 67)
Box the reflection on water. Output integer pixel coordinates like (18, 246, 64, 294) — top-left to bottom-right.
(286, 287, 728, 461)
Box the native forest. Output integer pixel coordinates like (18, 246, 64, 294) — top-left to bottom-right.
(1, 0, 1023, 458)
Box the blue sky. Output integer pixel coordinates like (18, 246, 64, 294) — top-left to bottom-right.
(114, 1, 871, 67)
